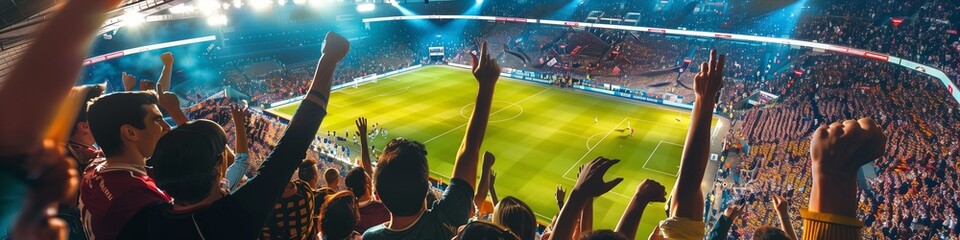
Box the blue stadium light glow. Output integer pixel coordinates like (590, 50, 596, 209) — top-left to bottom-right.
(546, 0, 582, 20)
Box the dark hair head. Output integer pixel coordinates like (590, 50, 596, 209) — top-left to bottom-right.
(374, 138, 429, 216)
(324, 168, 340, 187)
(753, 226, 790, 240)
(86, 91, 158, 157)
(71, 85, 105, 136)
(455, 221, 520, 240)
(344, 167, 368, 198)
(580, 230, 628, 240)
(150, 120, 227, 203)
(320, 191, 359, 240)
(493, 197, 537, 240)
(299, 159, 319, 183)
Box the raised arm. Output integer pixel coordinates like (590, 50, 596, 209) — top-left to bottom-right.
(0, 0, 122, 154)
(804, 117, 884, 239)
(355, 117, 373, 177)
(224, 105, 250, 191)
(157, 52, 174, 92)
(550, 157, 623, 240)
(706, 204, 743, 240)
(122, 72, 138, 92)
(616, 179, 667, 240)
(451, 41, 499, 188)
(668, 50, 724, 220)
(489, 171, 499, 205)
(229, 32, 348, 228)
(474, 151, 496, 209)
(2, 0, 122, 238)
(156, 84, 189, 125)
(580, 198, 593, 236)
(773, 195, 798, 240)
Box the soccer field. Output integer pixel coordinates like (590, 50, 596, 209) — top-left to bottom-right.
(270, 65, 712, 236)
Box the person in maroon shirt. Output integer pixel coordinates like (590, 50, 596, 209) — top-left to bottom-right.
(344, 167, 390, 233)
(79, 91, 174, 240)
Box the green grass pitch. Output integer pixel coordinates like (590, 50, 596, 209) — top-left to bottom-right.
(270, 65, 712, 236)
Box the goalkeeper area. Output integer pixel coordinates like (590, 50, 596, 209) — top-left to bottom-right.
(268, 65, 719, 235)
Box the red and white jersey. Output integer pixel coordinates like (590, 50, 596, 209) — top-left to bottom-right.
(78, 160, 172, 240)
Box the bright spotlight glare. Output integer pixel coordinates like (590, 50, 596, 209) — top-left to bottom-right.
(293, 0, 306, 5)
(121, 11, 146, 27)
(197, 0, 219, 14)
(249, 0, 272, 10)
(169, 4, 196, 14)
(207, 14, 228, 26)
(232, 0, 243, 9)
(477, 0, 483, 3)
(391, 1, 398, 7)
(357, 3, 375, 12)
(277, 0, 286, 5)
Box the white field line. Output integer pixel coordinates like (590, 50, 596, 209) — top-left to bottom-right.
(562, 117, 628, 178)
(423, 88, 550, 143)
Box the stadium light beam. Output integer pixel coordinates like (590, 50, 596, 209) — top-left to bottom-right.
(357, 3, 375, 12)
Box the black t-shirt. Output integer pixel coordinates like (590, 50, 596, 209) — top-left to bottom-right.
(118, 101, 327, 240)
(361, 178, 474, 240)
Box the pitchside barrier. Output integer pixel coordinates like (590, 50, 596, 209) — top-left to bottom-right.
(267, 64, 424, 108)
(364, 15, 960, 105)
(447, 62, 709, 112)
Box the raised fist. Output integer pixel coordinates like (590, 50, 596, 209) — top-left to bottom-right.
(160, 52, 174, 66)
(810, 117, 886, 177)
(322, 31, 350, 61)
(634, 179, 667, 203)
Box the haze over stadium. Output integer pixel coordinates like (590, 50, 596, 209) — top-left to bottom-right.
(0, 0, 958, 239)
